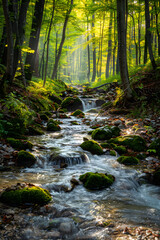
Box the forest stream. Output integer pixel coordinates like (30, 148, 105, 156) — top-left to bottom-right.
(0, 98, 160, 240)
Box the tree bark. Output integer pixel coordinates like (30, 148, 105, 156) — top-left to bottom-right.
(91, 4, 96, 82)
(106, 9, 113, 78)
(154, 0, 160, 56)
(25, 0, 45, 81)
(145, 0, 157, 69)
(52, 0, 73, 80)
(43, 0, 55, 87)
(117, 0, 132, 99)
(0, 26, 7, 64)
(87, 17, 90, 82)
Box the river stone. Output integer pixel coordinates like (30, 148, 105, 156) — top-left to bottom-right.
(95, 99, 106, 106)
(59, 222, 73, 233)
(49, 153, 89, 166)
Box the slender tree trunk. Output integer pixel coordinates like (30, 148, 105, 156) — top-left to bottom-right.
(113, 11, 117, 76)
(130, 14, 138, 65)
(154, 0, 160, 56)
(91, 5, 96, 82)
(12, 0, 30, 78)
(87, 17, 90, 82)
(43, 0, 55, 87)
(106, 9, 113, 78)
(1, 0, 14, 90)
(52, 0, 73, 80)
(25, 0, 45, 81)
(138, 8, 141, 64)
(145, 0, 157, 69)
(117, 0, 132, 99)
(0, 26, 7, 64)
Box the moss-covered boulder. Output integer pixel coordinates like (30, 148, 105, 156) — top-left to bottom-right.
(61, 97, 83, 111)
(92, 128, 112, 140)
(47, 119, 61, 131)
(0, 183, 52, 207)
(27, 126, 44, 135)
(110, 143, 127, 155)
(71, 109, 85, 118)
(17, 150, 36, 167)
(79, 172, 115, 190)
(7, 138, 33, 150)
(80, 140, 103, 155)
(109, 135, 146, 152)
(49, 94, 62, 104)
(117, 156, 139, 165)
(91, 125, 121, 141)
(149, 138, 160, 158)
(152, 169, 160, 185)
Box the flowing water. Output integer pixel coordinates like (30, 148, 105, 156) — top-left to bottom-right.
(0, 99, 160, 239)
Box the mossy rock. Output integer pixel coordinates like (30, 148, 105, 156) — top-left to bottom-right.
(47, 119, 61, 132)
(80, 140, 103, 155)
(71, 109, 85, 118)
(17, 150, 36, 167)
(49, 94, 62, 104)
(79, 172, 115, 190)
(110, 143, 127, 155)
(117, 156, 139, 165)
(0, 184, 52, 207)
(27, 126, 44, 135)
(91, 127, 112, 140)
(61, 97, 83, 111)
(152, 169, 160, 185)
(91, 125, 121, 141)
(110, 150, 117, 156)
(100, 143, 111, 148)
(7, 138, 33, 150)
(40, 114, 49, 121)
(109, 135, 146, 152)
(149, 138, 160, 157)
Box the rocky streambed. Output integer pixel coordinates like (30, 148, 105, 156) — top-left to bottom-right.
(0, 98, 160, 240)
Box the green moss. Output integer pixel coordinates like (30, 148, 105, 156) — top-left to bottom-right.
(110, 126, 121, 137)
(79, 172, 115, 190)
(27, 126, 44, 135)
(149, 138, 160, 157)
(0, 185, 52, 207)
(80, 140, 103, 155)
(117, 156, 139, 165)
(110, 143, 127, 155)
(47, 119, 61, 132)
(110, 150, 117, 156)
(109, 135, 146, 152)
(92, 128, 112, 140)
(61, 97, 82, 111)
(100, 143, 111, 148)
(7, 138, 33, 150)
(49, 94, 62, 104)
(71, 109, 85, 118)
(17, 150, 36, 167)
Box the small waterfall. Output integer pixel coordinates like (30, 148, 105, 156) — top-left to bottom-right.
(49, 152, 90, 166)
(80, 98, 97, 111)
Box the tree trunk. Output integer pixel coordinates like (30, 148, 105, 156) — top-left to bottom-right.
(52, 0, 73, 80)
(25, 0, 45, 81)
(0, 26, 7, 64)
(43, 0, 55, 87)
(106, 9, 113, 78)
(145, 0, 157, 69)
(154, 0, 160, 56)
(1, 0, 14, 89)
(91, 6, 96, 82)
(117, 0, 132, 99)
(87, 17, 90, 82)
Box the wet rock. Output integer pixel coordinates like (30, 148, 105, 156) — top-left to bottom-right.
(49, 152, 89, 166)
(79, 172, 115, 190)
(80, 140, 103, 155)
(59, 222, 73, 233)
(95, 99, 106, 107)
(113, 119, 122, 126)
(117, 155, 139, 165)
(17, 150, 36, 167)
(61, 97, 83, 111)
